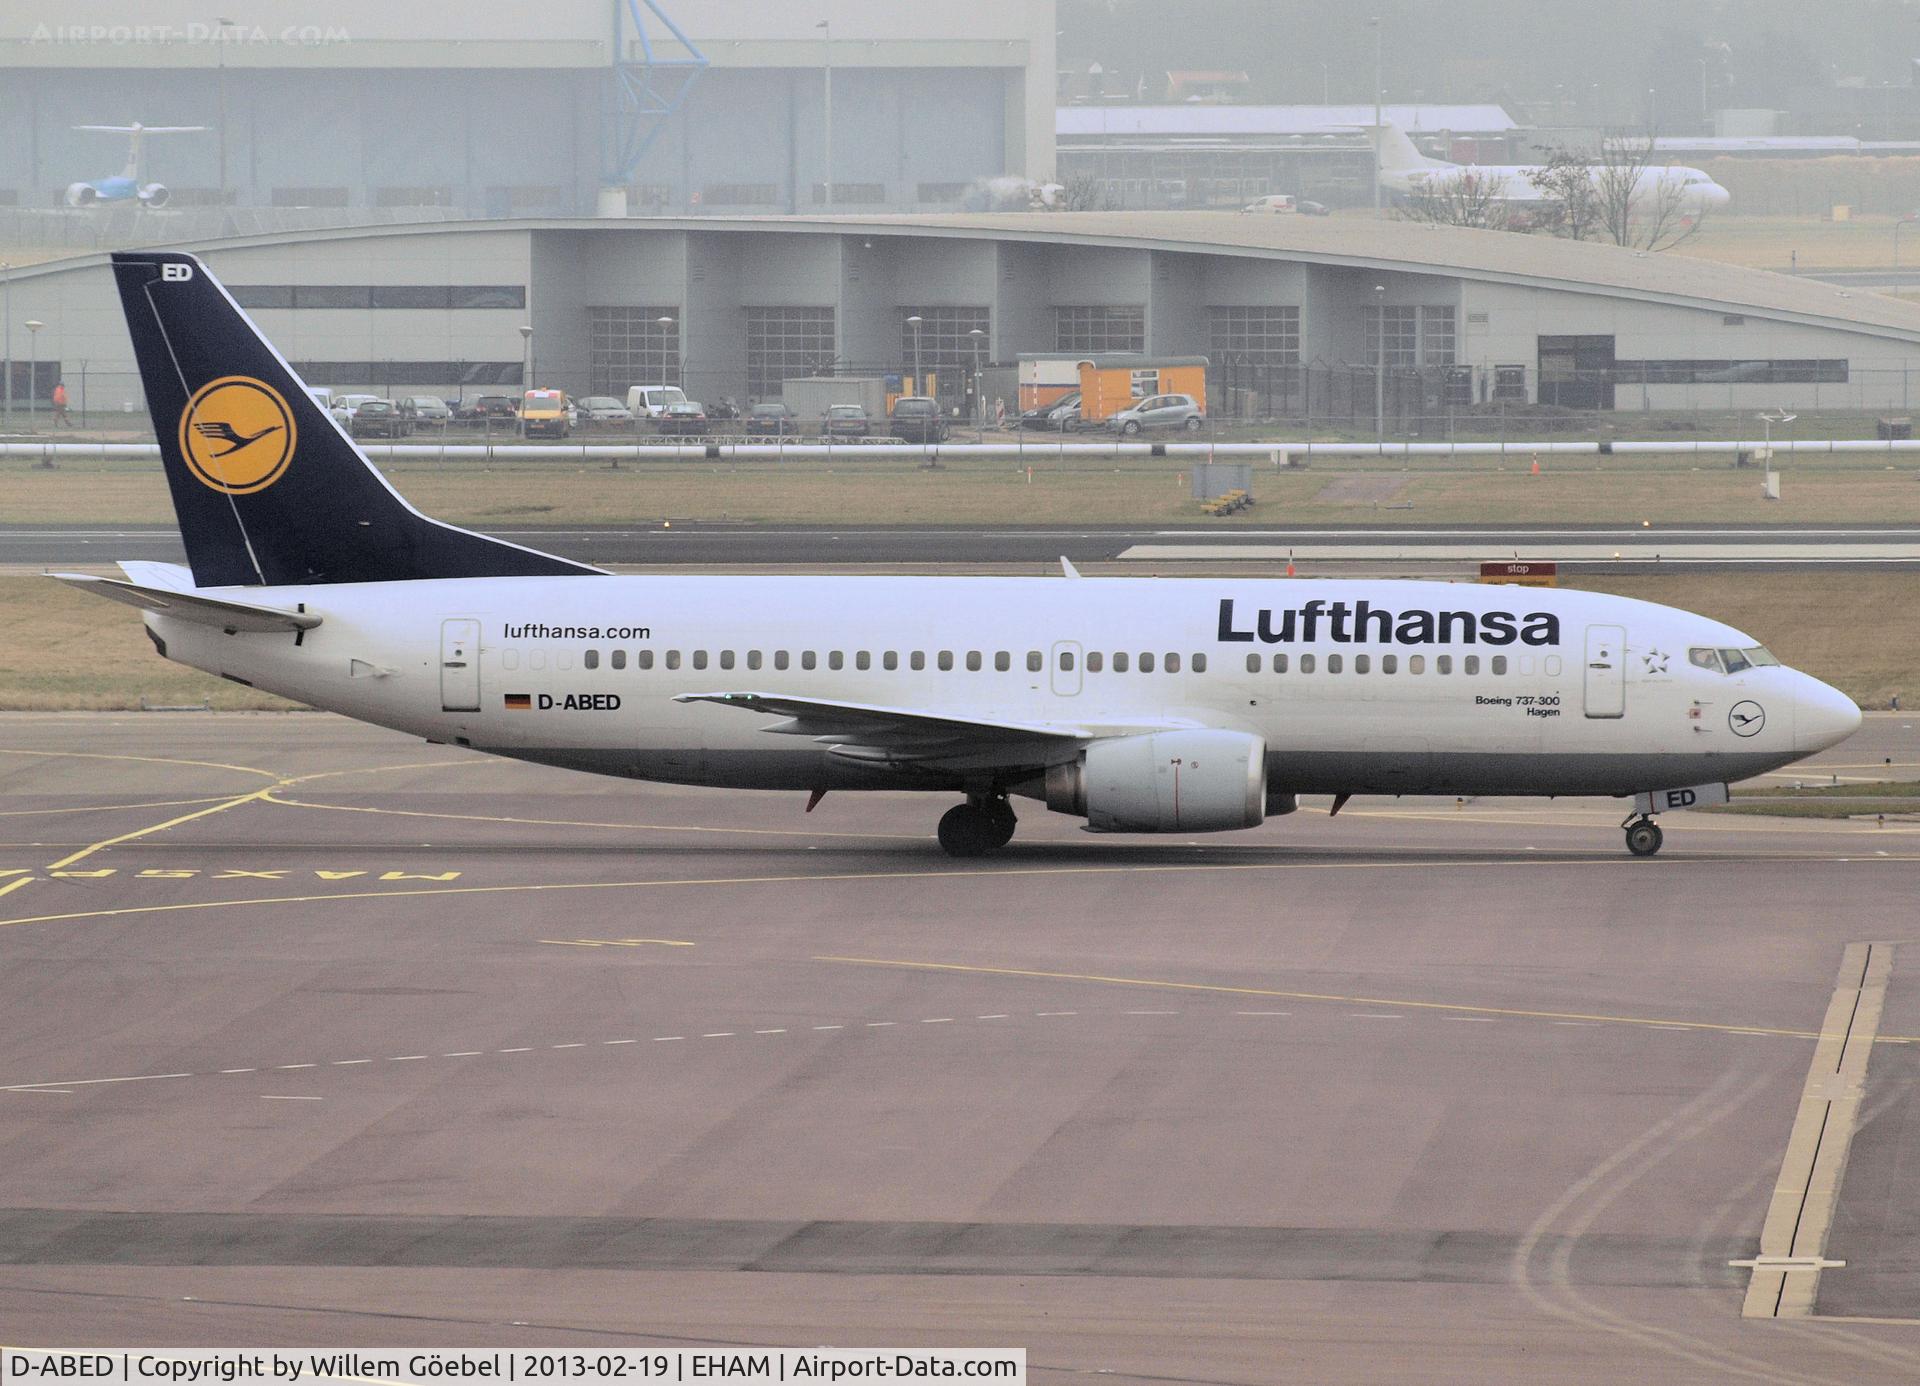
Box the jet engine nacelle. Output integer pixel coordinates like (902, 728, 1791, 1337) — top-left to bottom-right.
(1045, 728, 1269, 833)
(137, 183, 169, 207)
(65, 182, 99, 208)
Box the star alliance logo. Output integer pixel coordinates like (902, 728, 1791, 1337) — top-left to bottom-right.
(1643, 649, 1670, 674)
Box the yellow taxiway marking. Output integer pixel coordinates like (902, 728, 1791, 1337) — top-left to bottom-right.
(814, 954, 1920, 1045)
(0, 747, 281, 781)
(0, 877, 34, 900)
(44, 788, 277, 872)
(539, 937, 696, 948)
(0, 795, 242, 818)
(5, 850, 1920, 936)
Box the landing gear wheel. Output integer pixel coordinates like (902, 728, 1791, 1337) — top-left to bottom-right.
(1625, 819, 1664, 857)
(938, 803, 996, 858)
(983, 797, 1018, 848)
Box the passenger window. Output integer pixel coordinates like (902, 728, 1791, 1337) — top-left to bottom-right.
(612, 650, 627, 670)
(911, 651, 926, 671)
(1139, 652, 1155, 673)
(584, 649, 600, 670)
(1059, 650, 1076, 671)
(1689, 647, 1722, 672)
(746, 650, 761, 670)
(1408, 654, 1423, 674)
(1545, 655, 1562, 676)
(856, 651, 870, 671)
(1273, 653, 1288, 673)
(995, 651, 1010, 672)
(637, 650, 654, 670)
(1192, 653, 1207, 672)
(1519, 655, 1534, 675)
(555, 651, 573, 671)
(530, 651, 547, 670)
(828, 651, 844, 671)
(1491, 655, 1507, 675)
(1026, 651, 1042, 673)
(1382, 654, 1397, 674)
(692, 650, 708, 670)
(966, 651, 982, 672)
(1437, 654, 1451, 675)
(664, 650, 680, 670)
(719, 650, 735, 670)
(1113, 652, 1130, 673)
(939, 650, 954, 671)
(884, 651, 898, 671)
(1464, 655, 1479, 675)
(1246, 654, 1261, 673)
(1300, 653, 1316, 673)
(1087, 651, 1103, 673)
(802, 651, 817, 671)
(503, 649, 520, 671)
(1354, 654, 1370, 674)
(774, 650, 789, 671)
(1165, 653, 1181, 673)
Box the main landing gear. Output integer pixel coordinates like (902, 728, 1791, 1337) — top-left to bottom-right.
(1623, 814, 1665, 858)
(938, 794, 1018, 857)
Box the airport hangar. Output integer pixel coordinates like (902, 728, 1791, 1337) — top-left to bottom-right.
(12, 211, 1920, 416)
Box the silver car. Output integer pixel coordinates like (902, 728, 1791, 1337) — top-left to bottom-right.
(1109, 393, 1204, 434)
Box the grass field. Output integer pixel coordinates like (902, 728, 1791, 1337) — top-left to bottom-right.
(1670, 214, 1919, 271)
(3, 571, 1912, 713)
(8, 454, 1920, 528)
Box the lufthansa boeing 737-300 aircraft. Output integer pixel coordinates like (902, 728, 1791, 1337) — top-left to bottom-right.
(61, 251, 1860, 857)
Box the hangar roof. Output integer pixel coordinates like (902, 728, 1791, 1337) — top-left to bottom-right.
(1056, 104, 1518, 139)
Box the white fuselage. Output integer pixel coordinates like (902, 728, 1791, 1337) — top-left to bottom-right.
(148, 574, 1855, 805)
(1384, 163, 1730, 212)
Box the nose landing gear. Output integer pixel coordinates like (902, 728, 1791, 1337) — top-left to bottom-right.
(1623, 815, 1664, 857)
(937, 794, 1018, 857)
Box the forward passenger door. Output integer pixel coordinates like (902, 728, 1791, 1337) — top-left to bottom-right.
(1583, 625, 1626, 719)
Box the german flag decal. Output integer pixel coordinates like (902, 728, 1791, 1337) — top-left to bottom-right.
(504, 693, 532, 710)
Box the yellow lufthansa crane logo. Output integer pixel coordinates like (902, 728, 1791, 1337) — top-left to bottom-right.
(178, 375, 297, 494)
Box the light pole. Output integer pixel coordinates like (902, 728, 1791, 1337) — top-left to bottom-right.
(2, 261, 11, 431)
(905, 314, 923, 396)
(1370, 16, 1383, 217)
(1696, 56, 1709, 131)
(653, 315, 679, 392)
(1320, 61, 1329, 104)
(25, 319, 43, 427)
(215, 17, 238, 203)
(1372, 285, 1385, 449)
(968, 326, 986, 439)
(518, 324, 534, 389)
(816, 18, 832, 212)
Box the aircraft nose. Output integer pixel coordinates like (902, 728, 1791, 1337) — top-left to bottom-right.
(1795, 674, 1862, 752)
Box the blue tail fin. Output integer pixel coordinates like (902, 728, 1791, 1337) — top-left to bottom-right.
(111, 250, 601, 587)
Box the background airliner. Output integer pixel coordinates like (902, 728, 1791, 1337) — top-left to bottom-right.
(65, 123, 207, 208)
(1374, 122, 1731, 213)
(61, 252, 1855, 858)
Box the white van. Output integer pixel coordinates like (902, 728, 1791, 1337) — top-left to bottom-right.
(626, 384, 689, 419)
(1242, 194, 1298, 214)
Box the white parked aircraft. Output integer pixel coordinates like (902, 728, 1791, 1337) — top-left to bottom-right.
(65, 123, 208, 209)
(1374, 123, 1731, 213)
(64, 252, 1855, 858)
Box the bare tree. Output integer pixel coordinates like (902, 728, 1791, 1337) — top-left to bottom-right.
(1060, 171, 1116, 212)
(1524, 149, 1602, 242)
(1594, 129, 1706, 251)
(1393, 169, 1516, 231)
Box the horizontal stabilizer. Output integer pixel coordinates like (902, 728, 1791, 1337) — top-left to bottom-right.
(52, 572, 320, 633)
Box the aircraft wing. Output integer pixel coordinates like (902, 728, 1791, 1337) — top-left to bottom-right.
(51, 572, 320, 633)
(677, 691, 1149, 769)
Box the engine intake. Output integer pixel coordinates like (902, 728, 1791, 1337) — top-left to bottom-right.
(1046, 729, 1268, 833)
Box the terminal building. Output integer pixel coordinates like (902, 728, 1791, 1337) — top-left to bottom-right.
(8, 213, 1920, 423)
(0, 1, 1054, 219)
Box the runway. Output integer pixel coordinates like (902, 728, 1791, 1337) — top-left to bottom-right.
(3, 713, 1920, 1379)
(15, 522, 1920, 571)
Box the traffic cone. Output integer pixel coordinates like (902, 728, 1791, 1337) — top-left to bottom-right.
(1286, 549, 1296, 578)
(1530, 454, 1540, 475)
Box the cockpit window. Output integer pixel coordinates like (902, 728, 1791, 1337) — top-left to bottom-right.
(1718, 648, 1753, 674)
(1745, 646, 1780, 667)
(1688, 647, 1723, 672)
(1691, 645, 1779, 674)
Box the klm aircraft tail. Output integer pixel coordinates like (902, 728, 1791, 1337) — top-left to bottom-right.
(110, 250, 600, 587)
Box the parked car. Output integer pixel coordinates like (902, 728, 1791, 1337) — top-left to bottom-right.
(1017, 391, 1081, 432)
(1297, 199, 1331, 216)
(654, 400, 708, 435)
(329, 392, 381, 423)
(519, 389, 570, 439)
(396, 396, 453, 426)
(575, 395, 634, 423)
(888, 396, 949, 443)
(627, 384, 689, 420)
(1109, 392, 1204, 434)
(348, 398, 406, 439)
(822, 403, 871, 438)
(457, 394, 519, 422)
(743, 401, 798, 437)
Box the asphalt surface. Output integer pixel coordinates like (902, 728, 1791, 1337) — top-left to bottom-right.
(2, 713, 1919, 1379)
(17, 522, 1920, 571)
